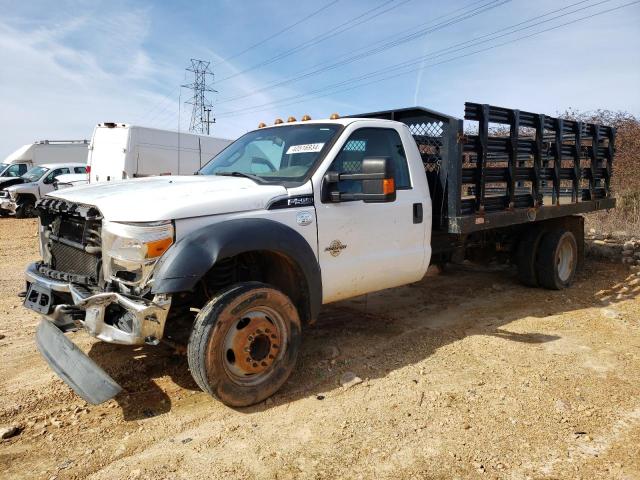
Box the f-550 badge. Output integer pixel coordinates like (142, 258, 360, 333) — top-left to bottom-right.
(325, 240, 347, 257)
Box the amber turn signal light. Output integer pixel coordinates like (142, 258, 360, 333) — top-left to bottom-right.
(382, 178, 395, 195)
(145, 237, 173, 259)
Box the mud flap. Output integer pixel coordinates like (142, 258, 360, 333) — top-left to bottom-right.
(35, 319, 122, 404)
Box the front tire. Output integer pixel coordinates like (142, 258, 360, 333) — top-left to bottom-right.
(187, 282, 301, 407)
(15, 198, 35, 218)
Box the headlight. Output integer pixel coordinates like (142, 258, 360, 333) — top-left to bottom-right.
(102, 221, 174, 286)
(8, 190, 18, 201)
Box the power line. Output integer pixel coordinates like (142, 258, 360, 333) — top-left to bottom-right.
(216, 0, 637, 119)
(134, 86, 180, 126)
(136, 0, 411, 127)
(218, 0, 341, 64)
(216, 0, 413, 83)
(215, 0, 509, 105)
(140, 88, 182, 127)
(135, 2, 342, 125)
(214, 0, 615, 116)
(218, 0, 606, 117)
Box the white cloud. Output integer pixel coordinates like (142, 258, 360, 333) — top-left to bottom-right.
(0, 9, 162, 158)
(0, 5, 274, 158)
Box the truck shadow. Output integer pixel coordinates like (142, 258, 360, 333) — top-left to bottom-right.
(86, 342, 199, 420)
(249, 258, 637, 412)
(86, 259, 636, 418)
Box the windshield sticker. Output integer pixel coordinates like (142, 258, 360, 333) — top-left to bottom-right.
(286, 143, 324, 154)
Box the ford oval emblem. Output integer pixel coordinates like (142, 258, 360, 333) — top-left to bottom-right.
(296, 211, 313, 226)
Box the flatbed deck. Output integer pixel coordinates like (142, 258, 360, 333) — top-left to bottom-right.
(350, 102, 616, 235)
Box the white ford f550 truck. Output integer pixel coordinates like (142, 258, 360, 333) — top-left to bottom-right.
(24, 103, 616, 407)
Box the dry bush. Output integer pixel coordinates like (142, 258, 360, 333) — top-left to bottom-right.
(559, 109, 640, 236)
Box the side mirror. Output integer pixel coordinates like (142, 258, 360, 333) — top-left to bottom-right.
(323, 157, 396, 203)
(42, 176, 53, 185)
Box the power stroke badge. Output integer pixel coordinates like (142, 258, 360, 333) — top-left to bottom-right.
(324, 240, 347, 257)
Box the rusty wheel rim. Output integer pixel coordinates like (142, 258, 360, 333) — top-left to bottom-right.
(222, 307, 286, 385)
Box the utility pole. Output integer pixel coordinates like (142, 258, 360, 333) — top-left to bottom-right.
(204, 108, 212, 135)
(181, 59, 216, 134)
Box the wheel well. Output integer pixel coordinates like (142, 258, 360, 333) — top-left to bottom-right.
(515, 216, 584, 267)
(186, 250, 312, 325)
(16, 193, 37, 204)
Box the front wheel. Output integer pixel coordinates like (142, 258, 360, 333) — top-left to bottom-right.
(187, 282, 301, 407)
(15, 198, 36, 218)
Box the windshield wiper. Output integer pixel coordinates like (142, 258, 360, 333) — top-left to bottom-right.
(215, 171, 265, 183)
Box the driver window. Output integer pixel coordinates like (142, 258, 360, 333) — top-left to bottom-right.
(45, 168, 70, 182)
(5, 164, 24, 177)
(329, 128, 411, 194)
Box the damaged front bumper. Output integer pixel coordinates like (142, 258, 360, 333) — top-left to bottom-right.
(0, 199, 16, 214)
(25, 262, 172, 403)
(25, 262, 171, 345)
(36, 319, 122, 404)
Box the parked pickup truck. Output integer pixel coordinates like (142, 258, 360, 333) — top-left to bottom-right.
(0, 139, 88, 191)
(0, 162, 87, 217)
(24, 103, 616, 407)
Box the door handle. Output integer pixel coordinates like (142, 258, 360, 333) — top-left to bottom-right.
(413, 203, 423, 224)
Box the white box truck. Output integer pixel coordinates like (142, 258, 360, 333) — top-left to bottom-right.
(87, 123, 233, 183)
(0, 140, 88, 189)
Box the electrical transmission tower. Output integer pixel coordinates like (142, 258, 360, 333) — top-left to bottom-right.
(181, 59, 217, 134)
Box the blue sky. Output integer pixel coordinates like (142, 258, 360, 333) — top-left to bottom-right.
(0, 0, 639, 159)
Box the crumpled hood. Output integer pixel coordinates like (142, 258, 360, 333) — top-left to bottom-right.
(0, 177, 25, 190)
(46, 175, 288, 222)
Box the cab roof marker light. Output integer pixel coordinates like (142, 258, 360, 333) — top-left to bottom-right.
(301, 114, 311, 121)
(274, 118, 284, 125)
(258, 122, 266, 129)
(330, 113, 340, 120)
(287, 116, 297, 123)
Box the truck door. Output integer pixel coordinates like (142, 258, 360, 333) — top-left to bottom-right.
(315, 127, 428, 303)
(41, 168, 70, 196)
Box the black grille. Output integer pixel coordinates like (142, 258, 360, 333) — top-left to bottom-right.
(51, 242, 98, 278)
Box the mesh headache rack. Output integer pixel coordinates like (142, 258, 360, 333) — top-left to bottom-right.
(349, 102, 616, 235)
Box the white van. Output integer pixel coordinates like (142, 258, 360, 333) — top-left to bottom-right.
(87, 124, 233, 183)
(0, 140, 88, 188)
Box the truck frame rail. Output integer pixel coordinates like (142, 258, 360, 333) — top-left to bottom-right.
(350, 102, 616, 234)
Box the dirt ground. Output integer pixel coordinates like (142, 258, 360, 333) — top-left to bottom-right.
(0, 218, 639, 480)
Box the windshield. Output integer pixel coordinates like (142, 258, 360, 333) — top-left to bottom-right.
(22, 166, 49, 182)
(199, 124, 341, 184)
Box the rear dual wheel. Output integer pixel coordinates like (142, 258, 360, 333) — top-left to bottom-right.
(187, 282, 301, 407)
(536, 229, 578, 289)
(517, 227, 578, 290)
